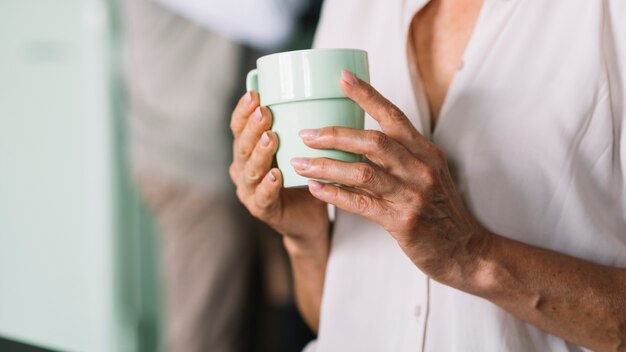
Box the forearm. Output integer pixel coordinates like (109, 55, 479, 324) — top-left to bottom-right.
(283, 232, 330, 333)
(468, 233, 626, 352)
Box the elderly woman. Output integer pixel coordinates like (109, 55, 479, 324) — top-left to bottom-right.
(230, 0, 626, 351)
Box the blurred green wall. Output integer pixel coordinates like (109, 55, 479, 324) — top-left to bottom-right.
(0, 0, 162, 350)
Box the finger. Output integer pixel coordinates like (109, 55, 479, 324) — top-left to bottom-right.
(235, 106, 272, 163)
(230, 91, 260, 137)
(307, 180, 382, 220)
(291, 157, 397, 197)
(243, 131, 278, 186)
(299, 127, 414, 174)
(254, 169, 282, 214)
(340, 70, 429, 154)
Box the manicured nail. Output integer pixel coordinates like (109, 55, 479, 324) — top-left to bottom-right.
(290, 157, 310, 170)
(341, 70, 358, 86)
(299, 129, 319, 139)
(243, 91, 253, 106)
(308, 180, 324, 190)
(253, 107, 263, 122)
(267, 170, 277, 182)
(260, 132, 270, 147)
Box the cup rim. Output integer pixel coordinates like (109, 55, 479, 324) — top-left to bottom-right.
(258, 48, 367, 62)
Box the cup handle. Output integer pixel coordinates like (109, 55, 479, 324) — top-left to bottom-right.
(246, 69, 259, 92)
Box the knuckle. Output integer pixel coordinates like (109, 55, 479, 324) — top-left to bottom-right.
(251, 200, 266, 216)
(236, 140, 251, 159)
(354, 195, 372, 213)
(249, 195, 267, 218)
(387, 105, 406, 121)
(398, 210, 420, 231)
(237, 148, 249, 160)
(244, 163, 263, 183)
(407, 157, 425, 172)
(366, 130, 389, 150)
(419, 167, 438, 187)
(229, 163, 238, 183)
(252, 194, 274, 219)
(229, 117, 238, 134)
(318, 157, 331, 171)
(321, 125, 341, 139)
(355, 164, 376, 185)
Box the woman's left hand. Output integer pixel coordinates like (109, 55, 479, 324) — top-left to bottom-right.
(292, 70, 492, 288)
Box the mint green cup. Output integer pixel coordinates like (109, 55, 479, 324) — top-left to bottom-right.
(246, 48, 369, 188)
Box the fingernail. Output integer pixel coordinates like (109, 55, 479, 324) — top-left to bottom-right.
(244, 92, 253, 106)
(253, 107, 263, 122)
(341, 70, 358, 86)
(308, 180, 324, 190)
(260, 132, 270, 147)
(290, 157, 310, 170)
(299, 129, 319, 139)
(267, 170, 276, 182)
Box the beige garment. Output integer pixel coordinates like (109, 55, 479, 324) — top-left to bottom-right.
(121, 0, 299, 349)
(122, 0, 242, 193)
(136, 170, 256, 352)
(121, 1, 258, 351)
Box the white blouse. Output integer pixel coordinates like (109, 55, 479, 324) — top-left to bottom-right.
(305, 0, 626, 351)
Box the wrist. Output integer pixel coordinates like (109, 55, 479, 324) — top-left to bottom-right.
(462, 231, 505, 298)
(282, 223, 331, 264)
(283, 233, 329, 262)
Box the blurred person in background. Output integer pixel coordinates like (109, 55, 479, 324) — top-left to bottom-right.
(231, 0, 626, 351)
(121, 0, 320, 351)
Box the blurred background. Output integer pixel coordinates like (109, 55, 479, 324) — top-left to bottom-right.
(0, 0, 322, 351)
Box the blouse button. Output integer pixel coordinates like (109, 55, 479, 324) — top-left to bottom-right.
(413, 305, 422, 318)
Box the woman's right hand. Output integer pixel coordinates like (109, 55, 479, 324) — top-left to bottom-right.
(229, 91, 330, 244)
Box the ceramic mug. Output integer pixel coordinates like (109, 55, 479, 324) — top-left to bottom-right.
(246, 48, 370, 188)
